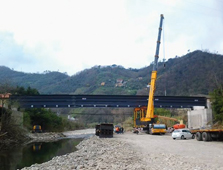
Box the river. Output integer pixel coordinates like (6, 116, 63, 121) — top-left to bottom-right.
(0, 137, 86, 170)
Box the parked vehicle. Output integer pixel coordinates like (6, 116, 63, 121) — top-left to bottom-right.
(32, 125, 42, 133)
(191, 129, 223, 142)
(132, 15, 165, 135)
(133, 107, 167, 135)
(95, 123, 113, 138)
(172, 129, 195, 140)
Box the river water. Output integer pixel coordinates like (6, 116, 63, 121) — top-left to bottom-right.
(0, 137, 86, 170)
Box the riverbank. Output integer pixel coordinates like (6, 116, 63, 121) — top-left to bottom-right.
(1, 129, 95, 170)
(21, 134, 145, 170)
(0, 129, 94, 149)
(25, 132, 66, 143)
(26, 129, 95, 143)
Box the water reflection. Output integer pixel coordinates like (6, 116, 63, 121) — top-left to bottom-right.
(0, 138, 83, 170)
(32, 143, 42, 151)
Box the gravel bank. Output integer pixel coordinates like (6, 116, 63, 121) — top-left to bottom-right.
(27, 132, 66, 143)
(21, 131, 223, 170)
(21, 135, 146, 170)
(26, 129, 95, 143)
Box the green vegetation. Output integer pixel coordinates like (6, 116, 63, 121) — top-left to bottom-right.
(23, 108, 85, 132)
(0, 106, 28, 148)
(0, 85, 84, 148)
(0, 50, 222, 95)
(68, 107, 133, 128)
(210, 85, 223, 123)
(23, 108, 63, 132)
(0, 84, 29, 148)
(122, 117, 134, 131)
(17, 87, 84, 132)
(154, 108, 171, 117)
(154, 108, 185, 127)
(0, 107, 12, 132)
(0, 50, 223, 136)
(12, 86, 40, 95)
(10, 86, 64, 132)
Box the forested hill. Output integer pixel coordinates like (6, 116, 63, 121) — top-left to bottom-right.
(0, 50, 222, 96)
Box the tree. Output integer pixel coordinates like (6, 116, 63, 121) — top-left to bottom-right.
(0, 82, 14, 133)
(0, 107, 12, 132)
(24, 108, 63, 131)
(210, 86, 223, 122)
(12, 86, 40, 95)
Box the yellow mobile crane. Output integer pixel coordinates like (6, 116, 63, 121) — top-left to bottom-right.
(134, 106, 167, 134)
(139, 14, 166, 134)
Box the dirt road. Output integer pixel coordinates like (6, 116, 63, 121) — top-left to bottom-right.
(116, 132, 223, 169)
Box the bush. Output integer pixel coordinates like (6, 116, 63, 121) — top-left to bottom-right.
(23, 108, 64, 132)
(23, 112, 32, 130)
(0, 110, 29, 149)
(210, 87, 223, 122)
(122, 117, 133, 131)
(62, 118, 85, 131)
(0, 107, 12, 132)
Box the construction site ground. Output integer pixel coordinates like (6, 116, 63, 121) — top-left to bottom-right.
(118, 131, 223, 169)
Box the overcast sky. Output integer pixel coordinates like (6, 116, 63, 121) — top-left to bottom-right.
(0, 0, 222, 75)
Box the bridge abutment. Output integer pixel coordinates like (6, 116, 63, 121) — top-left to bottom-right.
(187, 99, 212, 129)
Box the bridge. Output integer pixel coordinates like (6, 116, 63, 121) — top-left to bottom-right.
(9, 95, 207, 109)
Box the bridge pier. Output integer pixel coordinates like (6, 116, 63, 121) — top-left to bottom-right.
(187, 99, 212, 129)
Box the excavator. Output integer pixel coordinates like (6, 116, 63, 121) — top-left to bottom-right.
(133, 14, 166, 135)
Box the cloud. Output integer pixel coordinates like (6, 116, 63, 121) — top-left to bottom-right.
(0, 31, 63, 73)
(0, 0, 222, 75)
(0, 32, 33, 68)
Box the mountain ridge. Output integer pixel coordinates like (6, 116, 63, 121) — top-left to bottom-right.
(1, 50, 222, 96)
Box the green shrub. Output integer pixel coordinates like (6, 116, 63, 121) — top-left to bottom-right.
(123, 117, 133, 131)
(62, 118, 85, 131)
(210, 87, 223, 123)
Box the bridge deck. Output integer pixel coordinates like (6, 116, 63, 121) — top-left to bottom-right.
(9, 95, 207, 109)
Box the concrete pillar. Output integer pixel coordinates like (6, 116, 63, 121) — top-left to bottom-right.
(187, 106, 212, 129)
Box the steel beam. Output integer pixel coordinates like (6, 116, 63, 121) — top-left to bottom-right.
(9, 95, 207, 109)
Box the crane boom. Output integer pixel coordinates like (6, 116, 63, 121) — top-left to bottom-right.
(142, 14, 164, 122)
(153, 14, 164, 71)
